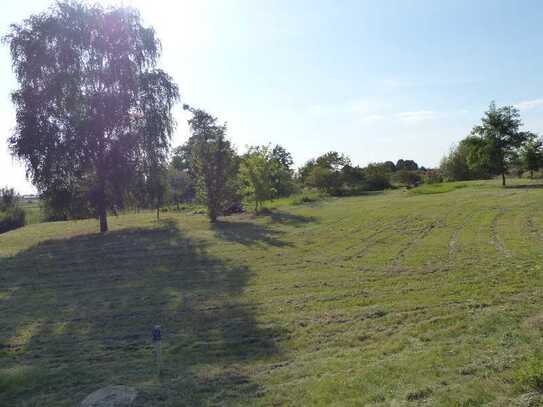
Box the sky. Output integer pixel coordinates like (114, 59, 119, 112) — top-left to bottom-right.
(1, 0, 542, 194)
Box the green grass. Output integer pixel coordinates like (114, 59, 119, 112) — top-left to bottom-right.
(245, 189, 327, 211)
(409, 181, 470, 194)
(2, 179, 543, 405)
(18, 201, 44, 225)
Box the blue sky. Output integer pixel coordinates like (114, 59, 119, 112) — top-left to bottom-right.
(1, 0, 543, 194)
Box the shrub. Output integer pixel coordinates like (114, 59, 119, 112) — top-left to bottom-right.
(424, 170, 443, 184)
(0, 207, 26, 234)
(395, 170, 422, 187)
(365, 174, 391, 191)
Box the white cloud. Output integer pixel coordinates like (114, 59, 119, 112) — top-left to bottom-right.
(396, 110, 439, 123)
(358, 113, 386, 123)
(515, 98, 543, 111)
(306, 99, 444, 124)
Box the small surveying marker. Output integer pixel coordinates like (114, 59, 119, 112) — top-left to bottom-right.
(152, 325, 161, 375)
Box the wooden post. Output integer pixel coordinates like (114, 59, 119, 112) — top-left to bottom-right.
(152, 325, 161, 376)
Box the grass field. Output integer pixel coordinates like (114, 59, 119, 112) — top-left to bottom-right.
(2, 179, 543, 406)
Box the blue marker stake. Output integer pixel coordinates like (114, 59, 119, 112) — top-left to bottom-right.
(152, 325, 161, 375)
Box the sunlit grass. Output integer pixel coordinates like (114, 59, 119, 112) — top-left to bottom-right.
(2, 180, 543, 405)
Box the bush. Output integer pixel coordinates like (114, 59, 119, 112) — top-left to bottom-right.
(365, 174, 391, 191)
(0, 207, 26, 234)
(394, 170, 422, 187)
(424, 170, 443, 184)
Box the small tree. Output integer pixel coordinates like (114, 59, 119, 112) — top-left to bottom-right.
(240, 147, 275, 212)
(364, 163, 392, 190)
(521, 137, 543, 178)
(396, 159, 418, 171)
(462, 136, 499, 179)
(147, 164, 169, 220)
(269, 145, 295, 197)
(395, 170, 421, 187)
(307, 166, 343, 195)
(302, 151, 351, 194)
(185, 106, 239, 222)
(167, 167, 194, 209)
(470, 102, 527, 186)
(0, 187, 18, 212)
(0, 187, 25, 233)
(440, 145, 471, 181)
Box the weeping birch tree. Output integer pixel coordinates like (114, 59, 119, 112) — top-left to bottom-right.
(4, 2, 179, 232)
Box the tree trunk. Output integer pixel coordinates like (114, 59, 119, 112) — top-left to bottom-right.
(156, 206, 160, 221)
(209, 209, 217, 222)
(99, 207, 108, 233)
(97, 181, 108, 233)
(531, 170, 534, 179)
(502, 172, 506, 186)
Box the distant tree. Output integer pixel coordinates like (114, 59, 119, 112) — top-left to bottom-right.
(440, 144, 471, 181)
(470, 102, 528, 186)
(167, 167, 194, 209)
(316, 151, 351, 171)
(461, 136, 499, 179)
(169, 143, 196, 206)
(382, 161, 397, 172)
(307, 166, 342, 195)
(424, 170, 443, 184)
(396, 159, 419, 171)
(305, 151, 351, 194)
(171, 144, 193, 173)
(364, 163, 392, 190)
(147, 164, 169, 220)
(4, 2, 179, 232)
(298, 158, 317, 184)
(0, 187, 25, 233)
(269, 145, 295, 197)
(395, 170, 421, 187)
(518, 135, 542, 178)
(185, 106, 239, 222)
(0, 187, 18, 212)
(341, 165, 366, 187)
(240, 146, 275, 212)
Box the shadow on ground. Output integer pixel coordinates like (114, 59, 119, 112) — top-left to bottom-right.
(212, 210, 317, 247)
(265, 211, 318, 227)
(505, 183, 543, 189)
(212, 220, 290, 247)
(0, 219, 283, 406)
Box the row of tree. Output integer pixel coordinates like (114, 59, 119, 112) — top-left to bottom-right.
(166, 136, 425, 221)
(441, 102, 542, 184)
(298, 154, 432, 195)
(6, 3, 541, 232)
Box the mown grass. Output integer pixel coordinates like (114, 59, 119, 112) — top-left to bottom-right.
(18, 201, 43, 225)
(409, 181, 469, 195)
(2, 179, 543, 405)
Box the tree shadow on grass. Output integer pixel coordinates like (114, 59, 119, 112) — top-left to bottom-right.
(0, 219, 284, 406)
(505, 183, 543, 189)
(212, 210, 317, 247)
(265, 211, 318, 227)
(212, 220, 292, 248)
